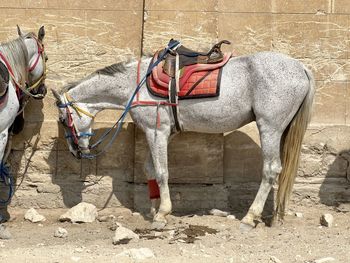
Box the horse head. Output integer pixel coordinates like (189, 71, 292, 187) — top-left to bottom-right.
(52, 89, 94, 159)
(18, 25, 48, 99)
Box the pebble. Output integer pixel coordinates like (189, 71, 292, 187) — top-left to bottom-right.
(320, 214, 334, 227)
(59, 202, 98, 223)
(112, 224, 139, 245)
(115, 248, 155, 261)
(270, 256, 282, 263)
(0, 225, 12, 239)
(315, 257, 336, 263)
(24, 208, 46, 223)
(209, 209, 230, 217)
(295, 212, 303, 218)
(54, 227, 68, 238)
(227, 215, 236, 220)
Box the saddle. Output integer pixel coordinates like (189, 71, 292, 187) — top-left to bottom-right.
(147, 39, 232, 99)
(146, 39, 232, 131)
(162, 39, 231, 78)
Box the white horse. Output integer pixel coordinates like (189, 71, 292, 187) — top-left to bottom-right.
(53, 49, 315, 230)
(0, 26, 47, 211)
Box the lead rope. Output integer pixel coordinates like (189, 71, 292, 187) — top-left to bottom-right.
(81, 40, 181, 159)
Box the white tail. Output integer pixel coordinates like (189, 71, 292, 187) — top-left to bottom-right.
(276, 67, 315, 218)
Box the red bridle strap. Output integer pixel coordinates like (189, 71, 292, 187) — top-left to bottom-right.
(28, 39, 44, 72)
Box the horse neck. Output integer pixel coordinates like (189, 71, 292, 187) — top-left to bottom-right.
(0, 38, 28, 87)
(67, 65, 137, 115)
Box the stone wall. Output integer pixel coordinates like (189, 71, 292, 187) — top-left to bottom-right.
(0, 0, 349, 214)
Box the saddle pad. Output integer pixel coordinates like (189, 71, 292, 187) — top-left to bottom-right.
(146, 53, 231, 99)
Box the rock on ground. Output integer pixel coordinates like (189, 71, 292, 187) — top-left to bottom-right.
(320, 214, 334, 227)
(113, 224, 139, 245)
(209, 209, 230, 217)
(115, 248, 155, 262)
(59, 202, 98, 223)
(24, 208, 46, 223)
(54, 227, 68, 238)
(315, 257, 336, 263)
(0, 224, 12, 239)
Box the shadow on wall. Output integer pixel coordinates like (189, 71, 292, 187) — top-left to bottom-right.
(0, 99, 44, 221)
(319, 148, 350, 208)
(49, 123, 135, 211)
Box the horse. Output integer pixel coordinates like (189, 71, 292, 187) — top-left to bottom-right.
(0, 26, 48, 219)
(52, 47, 315, 231)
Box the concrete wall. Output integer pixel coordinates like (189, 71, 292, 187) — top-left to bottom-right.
(0, 0, 349, 214)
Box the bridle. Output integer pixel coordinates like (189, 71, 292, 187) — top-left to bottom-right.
(56, 40, 181, 159)
(57, 92, 94, 157)
(0, 34, 47, 100)
(26, 34, 47, 95)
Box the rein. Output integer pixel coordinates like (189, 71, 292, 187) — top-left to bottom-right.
(58, 40, 180, 159)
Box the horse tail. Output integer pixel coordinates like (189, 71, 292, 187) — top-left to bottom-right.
(276, 66, 315, 218)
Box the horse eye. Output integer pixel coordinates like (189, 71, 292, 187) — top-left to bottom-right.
(45, 55, 48, 62)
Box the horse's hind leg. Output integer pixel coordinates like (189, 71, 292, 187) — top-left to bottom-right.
(240, 125, 283, 231)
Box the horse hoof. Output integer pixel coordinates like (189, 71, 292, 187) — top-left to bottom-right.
(239, 222, 255, 233)
(151, 221, 166, 230)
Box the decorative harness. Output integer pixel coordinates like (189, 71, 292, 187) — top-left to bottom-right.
(0, 34, 47, 101)
(57, 40, 182, 159)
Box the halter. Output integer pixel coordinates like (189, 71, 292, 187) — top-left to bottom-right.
(57, 92, 94, 156)
(0, 34, 47, 99)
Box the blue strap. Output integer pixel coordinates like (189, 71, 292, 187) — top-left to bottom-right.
(0, 162, 13, 205)
(65, 132, 94, 139)
(57, 102, 73, 108)
(81, 40, 180, 159)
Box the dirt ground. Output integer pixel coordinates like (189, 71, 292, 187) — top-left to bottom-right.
(0, 203, 349, 263)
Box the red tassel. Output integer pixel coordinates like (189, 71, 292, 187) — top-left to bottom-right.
(148, 179, 160, 199)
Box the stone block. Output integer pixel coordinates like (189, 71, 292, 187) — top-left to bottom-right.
(143, 10, 218, 55)
(273, 0, 331, 14)
(311, 81, 346, 125)
(218, 13, 273, 55)
(218, 0, 271, 13)
(134, 129, 224, 184)
(146, 0, 217, 11)
(333, 0, 350, 13)
(11, 121, 58, 151)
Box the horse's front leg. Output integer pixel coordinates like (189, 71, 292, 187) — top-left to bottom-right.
(145, 129, 171, 229)
(143, 152, 159, 218)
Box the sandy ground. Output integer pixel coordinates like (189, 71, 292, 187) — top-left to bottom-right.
(0, 204, 349, 263)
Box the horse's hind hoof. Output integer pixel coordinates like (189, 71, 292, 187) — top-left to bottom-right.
(151, 221, 166, 230)
(239, 222, 255, 233)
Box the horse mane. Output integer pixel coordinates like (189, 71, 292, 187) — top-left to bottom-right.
(63, 61, 128, 92)
(0, 35, 29, 86)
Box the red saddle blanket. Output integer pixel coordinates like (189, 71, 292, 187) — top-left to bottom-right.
(146, 52, 231, 99)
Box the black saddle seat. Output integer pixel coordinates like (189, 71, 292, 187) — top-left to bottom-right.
(162, 39, 231, 77)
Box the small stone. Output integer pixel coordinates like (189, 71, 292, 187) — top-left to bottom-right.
(97, 215, 109, 222)
(71, 256, 81, 262)
(270, 256, 282, 263)
(295, 212, 303, 218)
(227, 215, 236, 220)
(209, 209, 230, 217)
(112, 224, 139, 245)
(38, 223, 43, 227)
(132, 212, 141, 217)
(54, 227, 68, 238)
(115, 248, 155, 262)
(0, 241, 5, 247)
(320, 214, 334, 227)
(59, 202, 97, 223)
(24, 208, 46, 223)
(0, 225, 12, 239)
(315, 257, 336, 263)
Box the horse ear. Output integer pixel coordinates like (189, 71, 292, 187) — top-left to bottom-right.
(38, 26, 45, 42)
(17, 25, 23, 37)
(51, 89, 61, 102)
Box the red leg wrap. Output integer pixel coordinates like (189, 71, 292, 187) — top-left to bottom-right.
(148, 179, 160, 199)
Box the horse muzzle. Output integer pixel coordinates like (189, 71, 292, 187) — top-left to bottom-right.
(31, 83, 47, 99)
